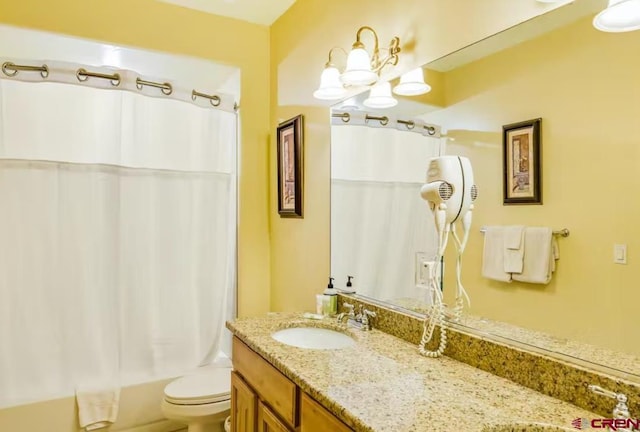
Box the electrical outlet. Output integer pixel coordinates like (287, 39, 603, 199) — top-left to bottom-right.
(415, 252, 436, 287)
(422, 261, 436, 282)
(415, 252, 427, 286)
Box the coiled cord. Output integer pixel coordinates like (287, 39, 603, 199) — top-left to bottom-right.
(418, 221, 469, 358)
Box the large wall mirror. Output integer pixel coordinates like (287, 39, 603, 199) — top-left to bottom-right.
(330, 0, 640, 382)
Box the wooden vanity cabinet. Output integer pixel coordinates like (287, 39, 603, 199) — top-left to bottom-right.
(231, 371, 257, 432)
(257, 401, 291, 432)
(231, 336, 353, 432)
(300, 392, 352, 432)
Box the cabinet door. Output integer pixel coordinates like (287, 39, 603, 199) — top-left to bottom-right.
(257, 401, 292, 432)
(231, 371, 257, 432)
(300, 392, 352, 432)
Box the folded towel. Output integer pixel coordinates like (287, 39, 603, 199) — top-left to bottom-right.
(512, 227, 559, 284)
(503, 225, 525, 273)
(482, 226, 512, 282)
(76, 384, 120, 431)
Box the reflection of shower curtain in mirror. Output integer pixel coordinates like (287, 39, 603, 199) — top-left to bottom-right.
(0, 80, 236, 407)
(331, 126, 442, 304)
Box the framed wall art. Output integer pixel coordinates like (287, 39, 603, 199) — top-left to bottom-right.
(502, 118, 542, 205)
(277, 115, 304, 217)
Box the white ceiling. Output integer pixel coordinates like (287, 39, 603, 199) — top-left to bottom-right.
(157, 0, 297, 25)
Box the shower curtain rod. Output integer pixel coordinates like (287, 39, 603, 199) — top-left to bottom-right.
(332, 111, 439, 136)
(1, 60, 238, 112)
(480, 226, 570, 237)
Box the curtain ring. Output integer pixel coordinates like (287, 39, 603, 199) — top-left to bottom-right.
(380, 116, 389, 126)
(110, 74, 121, 87)
(405, 121, 415, 130)
(210, 96, 221, 107)
(425, 126, 436, 135)
(1, 62, 18, 77)
(76, 68, 89, 82)
(40, 65, 49, 79)
(341, 113, 350, 123)
(161, 84, 173, 95)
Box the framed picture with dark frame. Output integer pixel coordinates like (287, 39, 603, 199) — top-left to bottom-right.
(277, 115, 304, 218)
(502, 118, 542, 205)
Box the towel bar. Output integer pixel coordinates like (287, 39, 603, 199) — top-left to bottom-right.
(479, 227, 570, 237)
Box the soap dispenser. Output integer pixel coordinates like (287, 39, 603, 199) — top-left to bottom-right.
(323, 277, 338, 316)
(344, 275, 355, 294)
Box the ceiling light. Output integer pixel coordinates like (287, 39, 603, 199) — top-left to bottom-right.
(341, 46, 377, 86)
(313, 65, 348, 100)
(393, 68, 432, 96)
(314, 26, 429, 103)
(363, 81, 398, 109)
(594, 0, 640, 32)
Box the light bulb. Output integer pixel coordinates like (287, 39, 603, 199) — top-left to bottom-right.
(393, 68, 432, 96)
(363, 82, 398, 109)
(313, 66, 347, 100)
(341, 48, 378, 86)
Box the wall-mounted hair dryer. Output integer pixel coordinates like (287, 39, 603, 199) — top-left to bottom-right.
(418, 155, 478, 358)
(420, 156, 477, 237)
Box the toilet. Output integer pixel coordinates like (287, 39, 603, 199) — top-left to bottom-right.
(161, 367, 232, 432)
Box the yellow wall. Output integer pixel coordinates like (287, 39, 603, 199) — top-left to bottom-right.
(0, 0, 272, 318)
(269, 0, 571, 312)
(441, 16, 640, 354)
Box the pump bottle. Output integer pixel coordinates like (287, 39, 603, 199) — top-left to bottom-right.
(323, 277, 337, 316)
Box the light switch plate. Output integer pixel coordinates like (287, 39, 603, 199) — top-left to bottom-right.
(614, 244, 627, 264)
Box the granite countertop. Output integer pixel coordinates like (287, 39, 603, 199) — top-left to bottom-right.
(226, 313, 597, 432)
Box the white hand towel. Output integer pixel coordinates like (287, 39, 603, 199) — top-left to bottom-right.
(503, 225, 525, 274)
(512, 227, 558, 284)
(76, 384, 121, 431)
(482, 226, 512, 282)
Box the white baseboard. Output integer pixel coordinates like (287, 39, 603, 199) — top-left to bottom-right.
(118, 419, 186, 432)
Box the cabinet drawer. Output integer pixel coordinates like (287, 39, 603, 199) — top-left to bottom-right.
(301, 392, 352, 432)
(232, 337, 298, 427)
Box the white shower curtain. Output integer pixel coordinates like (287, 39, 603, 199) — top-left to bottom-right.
(0, 79, 236, 407)
(331, 125, 442, 303)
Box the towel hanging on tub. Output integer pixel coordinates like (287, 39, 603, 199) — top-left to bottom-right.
(75, 383, 121, 431)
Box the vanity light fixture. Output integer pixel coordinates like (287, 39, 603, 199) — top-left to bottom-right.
(594, 0, 640, 32)
(313, 26, 431, 106)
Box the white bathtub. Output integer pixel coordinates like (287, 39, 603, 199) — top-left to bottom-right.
(0, 377, 185, 432)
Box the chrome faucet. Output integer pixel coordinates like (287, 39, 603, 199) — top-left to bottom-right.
(359, 307, 376, 331)
(336, 303, 376, 330)
(336, 302, 355, 323)
(589, 384, 637, 431)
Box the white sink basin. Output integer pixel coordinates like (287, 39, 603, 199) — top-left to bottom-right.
(271, 327, 355, 350)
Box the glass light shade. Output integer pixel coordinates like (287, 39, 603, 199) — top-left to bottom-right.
(393, 68, 432, 96)
(341, 47, 378, 86)
(313, 66, 347, 100)
(363, 81, 398, 109)
(594, 0, 640, 32)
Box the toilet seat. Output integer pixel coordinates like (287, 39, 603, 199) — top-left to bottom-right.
(164, 367, 231, 405)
